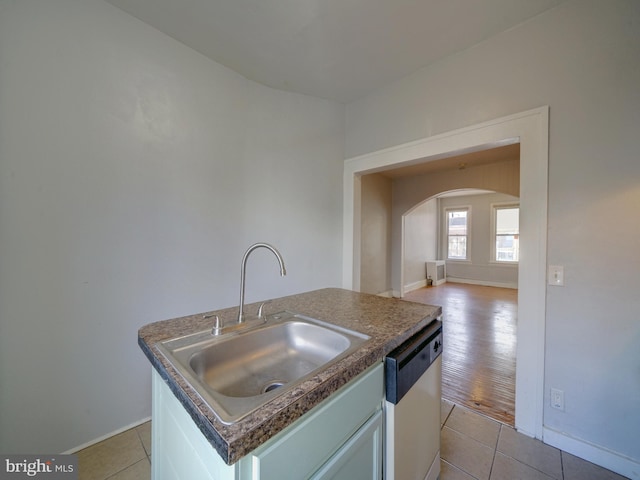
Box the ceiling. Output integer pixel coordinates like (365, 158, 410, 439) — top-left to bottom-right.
(105, 0, 564, 103)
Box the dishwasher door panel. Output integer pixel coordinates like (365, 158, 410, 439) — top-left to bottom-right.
(384, 355, 441, 480)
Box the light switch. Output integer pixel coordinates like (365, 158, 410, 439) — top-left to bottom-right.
(548, 265, 564, 286)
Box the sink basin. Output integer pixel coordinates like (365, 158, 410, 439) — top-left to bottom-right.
(157, 311, 369, 424)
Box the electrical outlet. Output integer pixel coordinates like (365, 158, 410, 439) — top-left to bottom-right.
(551, 388, 564, 411)
(548, 265, 564, 286)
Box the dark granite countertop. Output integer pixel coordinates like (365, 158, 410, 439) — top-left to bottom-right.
(138, 288, 441, 465)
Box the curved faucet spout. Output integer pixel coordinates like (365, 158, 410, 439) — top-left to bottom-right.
(238, 243, 286, 323)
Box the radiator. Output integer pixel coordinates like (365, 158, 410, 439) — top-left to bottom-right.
(426, 261, 446, 286)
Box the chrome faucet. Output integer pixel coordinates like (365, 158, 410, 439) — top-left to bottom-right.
(238, 243, 286, 323)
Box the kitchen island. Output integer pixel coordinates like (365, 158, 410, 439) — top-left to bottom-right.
(138, 288, 441, 476)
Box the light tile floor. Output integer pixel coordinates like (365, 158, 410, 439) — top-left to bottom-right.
(76, 401, 628, 479)
(440, 399, 628, 480)
(77, 422, 150, 480)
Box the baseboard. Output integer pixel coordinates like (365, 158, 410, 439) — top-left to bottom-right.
(64, 416, 152, 454)
(543, 426, 640, 480)
(446, 277, 518, 289)
(403, 279, 427, 293)
(376, 290, 394, 298)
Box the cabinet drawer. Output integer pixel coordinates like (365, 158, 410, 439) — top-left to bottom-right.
(310, 409, 382, 480)
(248, 363, 383, 479)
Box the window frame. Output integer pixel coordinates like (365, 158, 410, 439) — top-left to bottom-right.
(444, 206, 471, 262)
(491, 202, 520, 264)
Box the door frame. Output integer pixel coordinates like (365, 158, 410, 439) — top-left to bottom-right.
(342, 106, 549, 438)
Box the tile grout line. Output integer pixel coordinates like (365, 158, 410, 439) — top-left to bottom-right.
(486, 424, 501, 480)
(442, 403, 455, 426)
(103, 458, 147, 480)
(102, 430, 148, 480)
(135, 425, 148, 458)
(492, 427, 565, 480)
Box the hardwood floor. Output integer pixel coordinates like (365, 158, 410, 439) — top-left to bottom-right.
(404, 282, 517, 426)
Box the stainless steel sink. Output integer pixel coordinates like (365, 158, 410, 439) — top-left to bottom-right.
(157, 311, 369, 424)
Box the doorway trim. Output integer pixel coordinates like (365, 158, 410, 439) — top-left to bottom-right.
(342, 106, 548, 438)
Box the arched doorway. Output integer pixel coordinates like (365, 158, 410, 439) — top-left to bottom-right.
(402, 188, 519, 424)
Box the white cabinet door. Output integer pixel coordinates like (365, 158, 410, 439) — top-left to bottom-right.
(247, 363, 383, 480)
(310, 409, 382, 480)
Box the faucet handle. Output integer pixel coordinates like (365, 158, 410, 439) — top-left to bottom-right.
(257, 301, 271, 320)
(204, 314, 223, 335)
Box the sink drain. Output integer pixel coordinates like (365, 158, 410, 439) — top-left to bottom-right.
(262, 381, 285, 394)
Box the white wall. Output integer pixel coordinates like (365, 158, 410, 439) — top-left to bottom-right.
(402, 198, 437, 292)
(360, 174, 392, 295)
(0, 0, 344, 454)
(345, 0, 640, 477)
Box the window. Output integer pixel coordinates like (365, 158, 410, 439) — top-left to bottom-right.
(446, 208, 469, 260)
(493, 204, 519, 262)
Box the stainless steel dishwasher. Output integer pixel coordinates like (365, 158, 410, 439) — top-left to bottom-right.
(384, 318, 443, 480)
